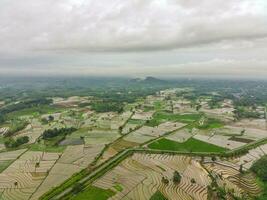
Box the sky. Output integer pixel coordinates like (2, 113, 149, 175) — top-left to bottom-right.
(0, 0, 267, 78)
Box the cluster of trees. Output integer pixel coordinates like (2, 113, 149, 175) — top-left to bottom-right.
(91, 101, 124, 113)
(4, 120, 28, 137)
(42, 127, 77, 139)
(0, 98, 52, 116)
(234, 107, 261, 119)
(4, 136, 29, 148)
(251, 155, 267, 182)
(41, 115, 54, 124)
(251, 156, 267, 199)
(0, 115, 5, 123)
(208, 98, 222, 109)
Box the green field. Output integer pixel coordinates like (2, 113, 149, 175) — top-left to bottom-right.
(128, 119, 145, 125)
(0, 160, 13, 173)
(148, 138, 227, 153)
(146, 112, 202, 127)
(6, 105, 63, 119)
(71, 186, 115, 200)
(150, 191, 168, 200)
(30, 142, 66, 152)
(197, 118, 224, 129)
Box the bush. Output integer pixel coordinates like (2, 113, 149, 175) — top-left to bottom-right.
(42, 127, 77, 139)
(173, 171, 181, 184)
(4, 136, 29, 148)
(251, 155, 267, 182)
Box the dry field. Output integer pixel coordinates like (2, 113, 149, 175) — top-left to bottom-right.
(53, 96, 90, 107)
(219, 125, 267, 141)
(193, 134, 244, 150)
(68, 128, 120, 146)
(132, 110, 154, 121)
(93, 153, 211, 200)
(124, 122, 186, 144)
(31, 144, 104, 199)
(0, 149, 27, 162)
(166, 128, 193, 143)
(0, 150, 60, 200)
(98, 139, 139, 164)
(234, 119, 267, 130)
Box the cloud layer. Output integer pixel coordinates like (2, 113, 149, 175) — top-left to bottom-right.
(0, 0, 267, 77)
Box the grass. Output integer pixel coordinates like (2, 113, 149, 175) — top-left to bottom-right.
(150, 190, 168, 200)
(0, 160, 13, 173)
(148, 138, 227, 153)
(6, 105, 63, 119)
(113, 183, 123, 192)
(154, 101, 164, 110)
(197, 118, 224, 130)
(128, 119, 145, 125)
(0, 136, 5, 144)
(71, 186, 115, 200)
(30, 142, 66, 152)
(146, 112, 202, 127)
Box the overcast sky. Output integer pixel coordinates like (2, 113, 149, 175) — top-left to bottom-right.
(0, 0, 267, 78)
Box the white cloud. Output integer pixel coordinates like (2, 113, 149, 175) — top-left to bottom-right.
(0, 0, 267, 53)
(0, 0, 267, 77)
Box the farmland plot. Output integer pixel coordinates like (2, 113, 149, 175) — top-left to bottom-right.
(231, 145, 267, 170)
(93, 153, 211, 200)
(204, 162, 261, 198)
(166, 128, 193, 143)
(0, 149, 27, 161)
(234, 119, 267, 130)
(31, 144, 104, 199)
(219, 125, 267, 141)
(69, 129, 120, 145)
(124, 122, 185, 144)
(193, 134, 244, 150)
(132, 110, 154, 120)
(0, 151, 60, 200)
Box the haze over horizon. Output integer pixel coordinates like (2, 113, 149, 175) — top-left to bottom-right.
(1, 0, 267, 78)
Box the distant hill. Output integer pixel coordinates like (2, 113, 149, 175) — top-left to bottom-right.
(130, 76, 167, 84)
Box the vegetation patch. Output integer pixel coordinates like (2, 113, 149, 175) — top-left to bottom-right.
(196, 118, 224, 129)
(150, 190, 168, 200)
(0, 160, 13, 173)
(71, 186, 116, 200)
(113, 183, 123, 192)
(4, 136, 29, 148)
(148, 138, 227, 153)
(146, 112, 201, 127)
(91, 101, 123, 113)
(30, 142, 66, 152)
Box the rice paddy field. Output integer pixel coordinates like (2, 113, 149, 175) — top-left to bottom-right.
(77, 153, 262, 200)
(92, 153, 211, 200)
(148, 138, 227, 153)
(0, 150, 61, 200)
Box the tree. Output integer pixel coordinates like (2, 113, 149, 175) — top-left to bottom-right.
(48, 115, 54, 121)
(14, 182, 18, 187)
(191, 178, 196, 184)
(211, 156, 217, 162)
(173, 171, 182, 184)
(72, 182, 83, 194)
(161, 177, 169, 184)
